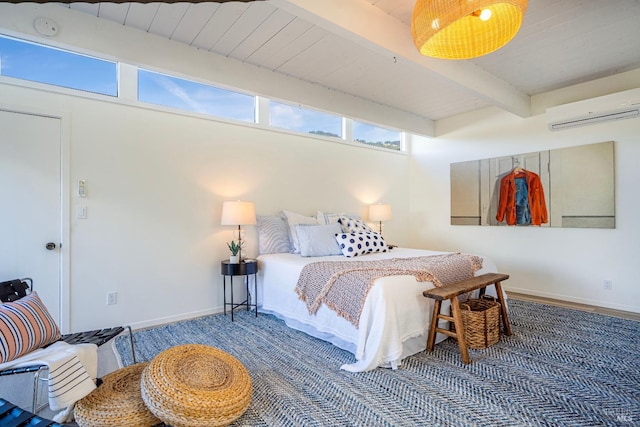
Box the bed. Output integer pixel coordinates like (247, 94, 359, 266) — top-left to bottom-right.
(256, 247, 500, 372)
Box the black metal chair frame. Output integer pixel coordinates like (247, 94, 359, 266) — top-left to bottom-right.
(0, 398, 64, 427)
(0, 278, 136, 413)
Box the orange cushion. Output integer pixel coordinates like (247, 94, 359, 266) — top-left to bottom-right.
(0, 292, 61, 363)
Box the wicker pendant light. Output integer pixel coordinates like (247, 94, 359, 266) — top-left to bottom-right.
(411, 0, 528, 60)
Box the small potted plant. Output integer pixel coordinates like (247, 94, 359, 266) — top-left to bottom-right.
(227, 241, 240, 263)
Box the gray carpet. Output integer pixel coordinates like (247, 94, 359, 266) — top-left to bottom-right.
(116, 299, 640, 426)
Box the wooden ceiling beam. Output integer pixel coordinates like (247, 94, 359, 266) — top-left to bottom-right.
(271, 0, 531, 118)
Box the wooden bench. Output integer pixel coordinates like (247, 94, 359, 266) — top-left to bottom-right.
(423, 272, 511, 364)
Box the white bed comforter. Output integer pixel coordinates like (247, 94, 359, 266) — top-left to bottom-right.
(257, 248, 499, 372)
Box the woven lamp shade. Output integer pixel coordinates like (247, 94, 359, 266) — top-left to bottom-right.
(412, 0, 527, 59)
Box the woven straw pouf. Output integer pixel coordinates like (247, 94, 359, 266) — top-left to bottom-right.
(75, 362, 161, 427)
(141, 344, 252, 427)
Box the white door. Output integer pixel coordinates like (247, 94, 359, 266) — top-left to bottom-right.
(0, 109, 62, 324)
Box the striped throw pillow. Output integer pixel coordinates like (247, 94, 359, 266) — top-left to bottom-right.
(0, 291, 61, 363)
(256, 215, 291, 255)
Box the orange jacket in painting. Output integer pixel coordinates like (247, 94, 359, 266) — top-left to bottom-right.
(496, 170, 548, 226)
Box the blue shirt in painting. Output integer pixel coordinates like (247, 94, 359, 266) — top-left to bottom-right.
(514, 177, 531, 225)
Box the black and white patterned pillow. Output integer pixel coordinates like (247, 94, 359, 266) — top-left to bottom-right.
(338, 216, 374, 233)
(335, 232, 388, 257)
(317, 211, 361, 225)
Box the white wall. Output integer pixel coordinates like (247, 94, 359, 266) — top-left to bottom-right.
(0, 82, 410, 332)
(409, 71, 640, 314)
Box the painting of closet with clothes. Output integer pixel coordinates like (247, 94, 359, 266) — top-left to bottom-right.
(450, 141, 615, 228)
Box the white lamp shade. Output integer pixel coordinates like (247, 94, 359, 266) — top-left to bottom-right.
(369, 204, 392, 222)
(221, 201, 257, 225)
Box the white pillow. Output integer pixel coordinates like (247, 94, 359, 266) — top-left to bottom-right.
(281, 210, 318, 254)
(295, 223, 343, 257)
(335, 232, 388, 257)
(317, 211, 361, 225)
(338, 215, 374, 233)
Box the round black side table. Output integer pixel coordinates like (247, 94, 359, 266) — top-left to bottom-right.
(220, 260, 258, 321)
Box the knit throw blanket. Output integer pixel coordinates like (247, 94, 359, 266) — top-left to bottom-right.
(295, 253, 483, 328)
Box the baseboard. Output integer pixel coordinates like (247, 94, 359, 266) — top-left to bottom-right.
(507, 290, 640, 321)
(504, 285, 639, 314)
(127, 306, 225, 331)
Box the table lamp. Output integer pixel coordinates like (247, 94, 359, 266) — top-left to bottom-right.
(221, 200, 256, 261)
(369, 204, 392, 236)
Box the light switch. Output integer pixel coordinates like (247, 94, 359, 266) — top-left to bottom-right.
(78, 179, 86, 198)
(76, 205, 87, 219)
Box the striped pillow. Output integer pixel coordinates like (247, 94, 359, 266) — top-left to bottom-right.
(0, 291, 61, 363)
(256, 215, 291, 255)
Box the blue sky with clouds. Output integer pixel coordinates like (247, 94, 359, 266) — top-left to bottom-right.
(1, 34, 400, 148)
(138, 69, 255, 122)
(0, 35, 117, 96)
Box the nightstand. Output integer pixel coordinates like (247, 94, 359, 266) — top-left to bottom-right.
(220, 259, 258, 321)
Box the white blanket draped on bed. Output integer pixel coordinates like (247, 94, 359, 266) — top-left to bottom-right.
(0, 341, 97, 411)
(257, 248, 500, 372)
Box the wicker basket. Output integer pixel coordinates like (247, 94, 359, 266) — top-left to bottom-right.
(456, 297, 501, 349)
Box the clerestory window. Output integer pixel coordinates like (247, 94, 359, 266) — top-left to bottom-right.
(138, 69, 255, 123)
(269, 100, 342, 139)
(0, 34, 117, 96)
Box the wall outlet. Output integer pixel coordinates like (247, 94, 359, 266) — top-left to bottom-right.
(107, 292, 117, 305)
(603, 280, 612, 290)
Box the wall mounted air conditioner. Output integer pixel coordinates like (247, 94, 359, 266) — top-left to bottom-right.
(546, 88, 640, 131)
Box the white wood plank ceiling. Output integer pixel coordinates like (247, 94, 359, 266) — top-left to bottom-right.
(58, 0, 640, 122)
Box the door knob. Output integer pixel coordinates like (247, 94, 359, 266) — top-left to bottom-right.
(45, 242, 56, 250)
